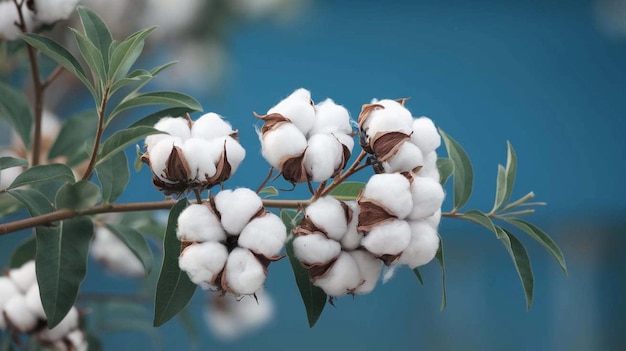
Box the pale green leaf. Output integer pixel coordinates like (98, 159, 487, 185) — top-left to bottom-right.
(76, 6, 112, 71)
(495, 226, 534, 310)
(462, 210, 497, 235)
(436, 157, 454, 186)
(0, 156, 28, 170)
(506, 218, 567, 275)
(6, 188, 53, 216)
(503, 141, 517, 206)
(110, 69, 152, 94)
(96, 126, 163, 166)
(492, 164, 507, 212)
(108, 91, 202, 122)
(412, 267, 424, 286)
(96, 151, 129, 203)
(9, 235, 36, 268)
(109, 27, 157, 80)
(69, 28, 106, 97)
(55, 180, 101, 210)
(328, 181, 364, 200)
(129, 107, 197, 128)
(259, 186, 279, 198)
(105, 223, 153, 275)
(8, 164, 75, 190)
(439, 129, 473, 210)
(435, 234, 446, 311)
(0, 82, 32, 148)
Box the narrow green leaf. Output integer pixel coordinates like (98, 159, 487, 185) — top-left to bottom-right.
(76, 6, 112, 71)
(69, 28, 106, 96)
(462, 210, 497, 235)
(96, 151, 129, 203)
(105, 223, 153, 275)
(47, 110, 98, 164)
(96, 126, 163, 166)
(9, 235, 36, 268)
(503, 141, 517, 206)
(328, 181, 365, 200)
(436, 158, 454, 186)
(259, 186, 279, 198)
(495, 226, 534, 309)
(153, 199, 196, 327)
(0, 157, 28, 170)
(36, 216, 94, 327)
(506, 218, 567, 275)
(439, 129, 473, 210)
(130, 61, 178, 94)
(412, 267, 424, 286)
(0, 82, 32, 148)
(435, 234, 446, 311)
(7, 188, 53, 216)
(108, 91, 202, 122)
(492, 164, 507, 212)
(55, 180, 101, 210)
(501, 191, 535, 212)
(110, 69, 152, 94)
(109, 27, 157, 80)
(0, 194, 22, 217)
(129, 107, 197, 128)
(8, 163, 75, 190)
(134, 145, 144, 172)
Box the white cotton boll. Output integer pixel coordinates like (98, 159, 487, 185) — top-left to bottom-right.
(362, 99, 413, 138)
(0, 2, 35, 40)
(191, 112, 235, 140)
(259, 123, 307, 169)
(32, 0, 81, 24)
(90, 227, 146, 277)
(333, 132, 354, 153)
(0, 277, 21, 329)
(65, 330, 88, 351)
(0, 163, 22, 191)
(382, 141, 424, 173)
(214, 188, 263, 235)
(293, 233, 342, 266)
(153, 117, 191, 141)
(219, 136, 246, 175)
(382, 264, 399, 284)
(148, 136, 183, 182)
(205, 291, 274, 340)
(267, 88, 316, 135)
(303, 134, 343, 182)
(425, 209, 442, 229)
(177, 204, 226, 242)
(3, 295, 38, 332)
(238, 212, 287, 257)
(179, 242, 229, 290)
(24, 283, 45, 319)
(313, 251, 361, 296)
(310, 98, 352, 135)
(305, 196, 348, 241)
(398, 220, 440, 268)
(361, 219, 411, 256)
(340, 201, 362, 250)
(224, 248, 266, 295)
(9, 260, 36, 292)
(417, 151, 440, 182)
(181, 138, 217, 181)
(350, 250, 382, 294)
(38, 307, 79, 342)
(363, 173, 413, 219)
(408, 176, 445, 220)
(411, 117, 441, 155)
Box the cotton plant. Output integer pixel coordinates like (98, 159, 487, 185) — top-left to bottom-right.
(0, 2, 567, 348)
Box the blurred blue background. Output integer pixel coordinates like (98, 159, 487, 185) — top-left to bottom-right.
(2, 0, 626, 350)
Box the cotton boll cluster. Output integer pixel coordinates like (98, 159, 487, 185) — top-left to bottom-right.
(177, 188, 287, 296)
(204, 289, 274, 340)
(0, 261, 88, 351)
(90, 225, 146, 278)
(141, 113, 246, 195)
(0, 0, 81, 40)
(256, 89, 354, 183)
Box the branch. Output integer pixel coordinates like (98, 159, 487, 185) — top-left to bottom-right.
(319, 150, 368, 197)
(81, 88, 110, 180)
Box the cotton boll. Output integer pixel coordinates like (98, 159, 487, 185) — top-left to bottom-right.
(350, 250, 382, 294)
(361, 219, 411, 256)
(191, 112, 235, 140)
(182, 138, 217, 181)
(90, 227, 146, 278)
(363, 173, 413, 219)
(65, 330, 88, 351)
(32, 0, 81, 24)
(340, 201, 362, 250)
(224, 248, 266, 295)
(38, 307, 79, 342)
(9, 260, 36, 292)
(260, 123, 307, 169)
(0, 277, 20, 329)
(0, 162, 22, 191)
(148, 137, 183, 182)
(361, 99, 413, 138)
(218, 136, 246, 175)
(0, 2, 35, 40)
(238, 212, 287, 257)
(267, 88, 316, 135)
(179, 242, 229, 290)
(408, 177, 445, 220)
(152, 117, 191, 141)
(333, 132, 355, 153)
(214, 188, 263, 235)
(411, 117, 441, 155)
(205, 290, 274, 340)
(305, 196, 348, 241)
(313, 251, 361, 296)
(24, 283, 45, 319)
(425, 209, 442, 229)
(382, 141, 424, 173)
(398, 220, 440, 268)
(3, 295, 38, 332)
(310, 98, 352, 135)
(177, 204, 226, 242)
(303, 134, 343, 182)
(417, 151, 440, 182)
(293, 233, 342, 266)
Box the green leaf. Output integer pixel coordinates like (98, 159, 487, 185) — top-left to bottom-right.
(76, 6, 112, 71)
(153, 199, 196, 327)
(96, 126, 163, 166)
(435, 234, 446, 311)
(55, 180, 101, 210)
(134, 145, 144, 172)
(21, 34, 96, 98)
(129, 107, 198, 128)
(462, 210, 497, 235)
(495, 226, 534, 310)
(109, 27, 157, 81)
(0, 194, 22, 217)
(47, 110, 98, 165)
(7, 163, 75, 190)
(69, 28, 106, 97)
(110, 69, 152, 94)
(9, 235, 36, 268)
(281, 209, 327, 327)
(328, 181, 365, 200)
(105, 223, 153, 275)
(0, 82, 32, 148)
(108, 91, 202, 122)
(436, 158, 454, 186)
(0, 156, 28, 170)
(503, 141, 517, 206)
(412, 267, 424, 286)
(259, 186, 279, 198)
(506, 218, 567, 275)
(130, 61, 178, 94)
(439, 129, 473, 210)
(96, 151, 129, 203)
(36, 216, 94, 327)
(492, 165, 507, 213)
(7, 188, 54, 216)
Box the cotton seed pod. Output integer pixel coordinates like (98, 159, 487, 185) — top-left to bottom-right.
(382, 140, 424, 174)
(0, 277, 20, 329)
(350, 250, 382, 295)
(333, 132, 355, 154)
(304, 196, 350, 241)
(145, 136, 184, 183)
(38, 307, 79, 342)
(177, 203, 226, 242)
(238, 212, 287, 258)
(0, 2, 35, 40)
(293, 233, 342, 266)
(90, 226, 146, 278)
(259, 122, 308, 169)
(398, 220, 440, 269)
(303, 134, 344, 182)
(425, 209, 442, 229)
(362, 173, 413, 219)
(417, 151, 440, 183)
(408, 176, 445, 220)
(267, 88, 316, 135)
(361, 219, 411, 259)
(181, 138, 218, 182)
(145, 117, 191, 149)
(9, 260, 37, 293)
(223, 248, 267, 295)
(358, 99, 413, 139)
(411, 116, 441, 155)
(179, 242, 229, 290)
(191, 112, 235, 140)
(214, 188, 263, 235)
(313, 251, 361, 296)
(310, 98, 352, 136)
(211, 136, 246, 176)
(340, 201, 362, 250)
(24, 283, 46, 319)
(31, 0, 81, 24)
(3, 295, 38, 333)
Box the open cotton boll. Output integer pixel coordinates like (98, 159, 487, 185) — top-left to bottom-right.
(340, 202, 362, 250)
(411, 117, 441, 155)
(398, 220, 440, 268)
(9, 260, 36, 292)
(363, 173, 413, 219)
(205, 291, 274, 340)
(182, 138, 218, 181)
(382, 140, 424, 173)
(24, 283, 45, 319)
(238, 212, 287, 257)
(216, 136, 246, 175)
(310, 98, 352, 135)
(224, 248, 266, 295)
(32, 0, 80, 24)
(90, 227, 146, 278)
(177, 204, 226, 242)
(148, 137, 183, 182)
(313, 251, 361, 296)
(350, 250, 382, 294)
(64, 330, 88, 351)
(361, 219, 411, 256)
(408, 176, 445, 220)
(38, 307, 79, 342)
(191, 112, 234, 140)
(0, 2, 35, 40)
(333, 132, 355, 153)
(152, 117, 191, 141)
(0, 277, 20, 329)
(3, 295, 38, 332)
(362, 99, 413, 138)
(267, 88, 316, 135)
(260, 123, 307, 169)
(179, 242, 229, 290)
(305, 196, 349, 241)
(214, 188, 263, 235)
(293, 233, 342, 266)
(303, 134, 344, 182)
(425, 209, 442, 229)
(417, 151, 440, 182)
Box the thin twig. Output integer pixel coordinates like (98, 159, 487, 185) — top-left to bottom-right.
(81, 88, 110, 180)
(41, 66, 65, 89)
(255, 167, 275, 193)
(319, 150, 367, 197)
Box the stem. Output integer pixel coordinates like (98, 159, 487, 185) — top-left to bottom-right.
(81, 88, 110, 180)
(255, 167, 275, 193)
(41, 66, 65, 89)
(319, 150, 367, 197)
(193, 189, 202, 204)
